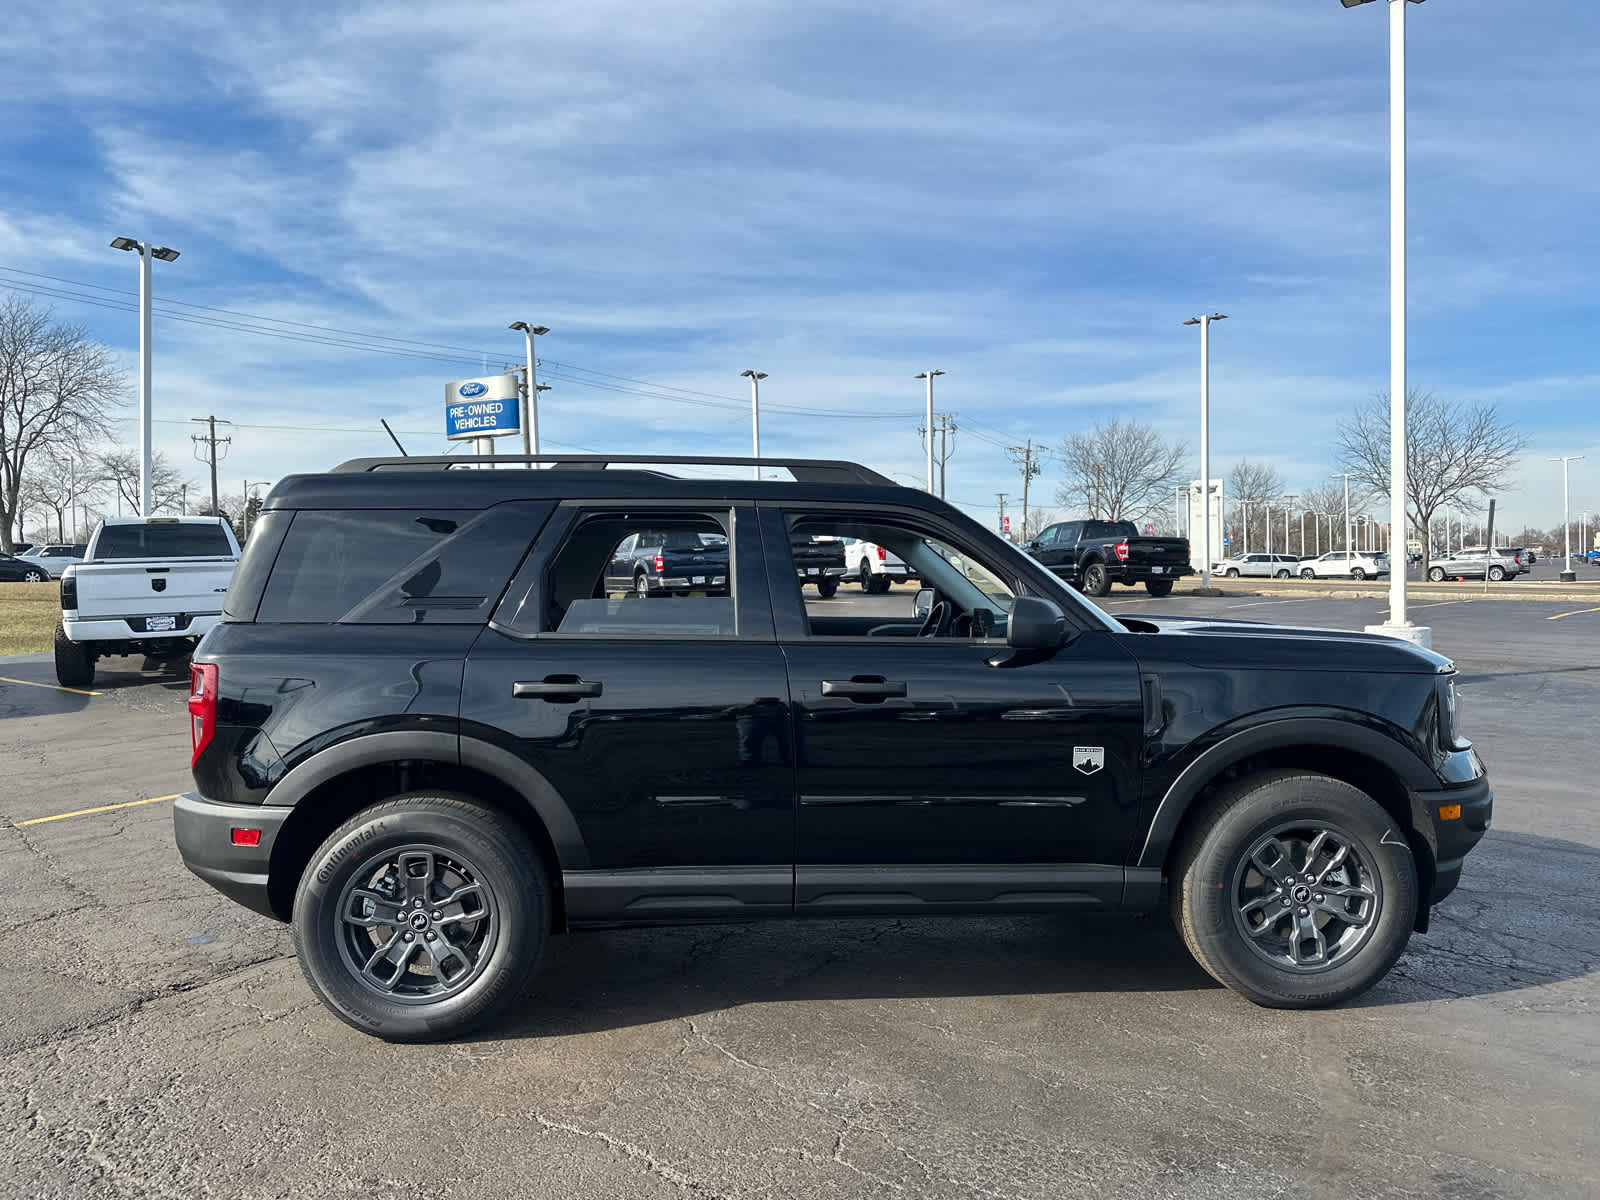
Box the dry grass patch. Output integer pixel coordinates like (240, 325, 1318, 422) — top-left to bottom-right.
(0, 581, 59, 656)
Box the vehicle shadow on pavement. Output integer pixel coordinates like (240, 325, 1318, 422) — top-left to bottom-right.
(493, 913, 1219, 1040)
(486, 829, 1597, 1038)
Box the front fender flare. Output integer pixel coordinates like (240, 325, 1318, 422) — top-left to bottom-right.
(1136, 716, 1436, 870)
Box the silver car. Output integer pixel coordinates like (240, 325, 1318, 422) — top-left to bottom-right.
(1297, 550, 1390, 580)
(1426, 547, 1521, 582)
(1211, 552, 1302, 579)
(16, 543, 86, 578)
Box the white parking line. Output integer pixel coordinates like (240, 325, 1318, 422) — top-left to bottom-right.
(1223, 598, 1319, 610)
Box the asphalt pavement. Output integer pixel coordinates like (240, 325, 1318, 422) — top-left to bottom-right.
(1, 594, 1596, 1199)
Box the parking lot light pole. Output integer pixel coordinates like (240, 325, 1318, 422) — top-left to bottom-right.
(507, 323, 548, 456)
(739, 370, 768, 479)
(1184, 314, 1226, 592)
(110, 236, 180, 517)
(915, 371, 944, 492)
(1344, 0, 1428, 645)
(1553, 455, 1584, 580)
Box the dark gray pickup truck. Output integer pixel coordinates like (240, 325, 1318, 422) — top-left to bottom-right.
(1027, 519, 1193, 597)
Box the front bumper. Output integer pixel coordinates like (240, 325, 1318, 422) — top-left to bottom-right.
(173, 791, 293, 920)
(1418, 774, 1493, 905)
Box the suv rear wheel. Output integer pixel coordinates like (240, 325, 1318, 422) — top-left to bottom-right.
(1169, 770, 1416, 1008)
(1428, 567, 1446, 582)
(292, 793, 549, 1041)
(1351, 568, 1368, 580)
(1299, 568, 1316, 580)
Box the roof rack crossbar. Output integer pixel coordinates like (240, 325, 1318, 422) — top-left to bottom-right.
(331, 454, 898, 487)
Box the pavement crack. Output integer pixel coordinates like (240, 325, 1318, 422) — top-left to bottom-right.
(684, 1018, 775, 1075)
(530, 1111, 730, 1197)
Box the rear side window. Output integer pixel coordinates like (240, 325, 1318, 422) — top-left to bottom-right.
(94, 524, 234, 558)
(254, 503, 550, 623)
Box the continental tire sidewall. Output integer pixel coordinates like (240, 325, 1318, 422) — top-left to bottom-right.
(292, 795, 545, 1041)
(1179, 775, 1417, 1008)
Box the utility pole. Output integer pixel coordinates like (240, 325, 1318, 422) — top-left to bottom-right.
(1007, 440, 1042, 542)
(919, 413, 958, 499)
(191, 416, 233, 517)
(914, 371, 944, 492)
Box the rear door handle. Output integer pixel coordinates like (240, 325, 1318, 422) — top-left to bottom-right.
(513, 677, 603, 701)
(821, 678, 907, 700)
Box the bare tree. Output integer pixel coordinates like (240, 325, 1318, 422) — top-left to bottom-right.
(1298, 483, 1349, 554)
(0, 296, 126, 550)
(96, 448, 192, 515)
(1055, 419, 1187, 523)
(23, 449, 98, 542)
(1338, 389, 1527, 572)
(1225, 459, 1284, 552)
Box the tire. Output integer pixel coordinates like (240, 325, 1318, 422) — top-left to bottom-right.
(816, 578, 838, 598)
(1082, 561, 1111, 597)
(53, 624, 95, 688)
(871, 576, 892, 595)
(1351, 568, 1367, 581)
(1274, 570, 1291, 579)
(1487, 565, 1505, 582)
(1300, 569, 1316, 580)
(633, 571, 651, 599)
(1225, 568, 1240, 579)
(1169, 770, 1418, 1009)
(859, 560, 874, 593)
(1427, 567, 1446, 582)
(292, 792, 549, 1042)
(23, 569, 45, 583)
(1145, 579, 1174, 597)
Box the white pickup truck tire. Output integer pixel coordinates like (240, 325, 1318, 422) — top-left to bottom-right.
(54, 623, 96, 688)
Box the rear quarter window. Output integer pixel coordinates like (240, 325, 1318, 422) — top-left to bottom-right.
(254, 503, 551, 624)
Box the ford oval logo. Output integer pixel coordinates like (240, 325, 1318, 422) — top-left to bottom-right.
(458, 382, 487, 398)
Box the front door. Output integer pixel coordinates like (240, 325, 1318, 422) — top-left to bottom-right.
(466, 503, 794, 923)
(759, 506, 1145, 915)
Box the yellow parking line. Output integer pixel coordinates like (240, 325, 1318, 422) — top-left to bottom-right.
(15, 794, 180, 827)
(0, 675, 102, 697)
(1547, 605, 1600, 621)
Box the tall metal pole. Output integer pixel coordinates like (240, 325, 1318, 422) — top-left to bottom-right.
(138, 245, 153, 517)
(741, 370, 767, 480)
(1386, 0, 1409, 623)
(1175, 486, 1182, 538)
(1201, 317, 1211, 588)
(915, 371, 943, 491)
(520, 326, 536, 456)
(1553, 455, 1584, 580)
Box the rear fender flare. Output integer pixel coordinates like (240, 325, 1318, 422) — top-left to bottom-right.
(1137, 717, 1436, 870)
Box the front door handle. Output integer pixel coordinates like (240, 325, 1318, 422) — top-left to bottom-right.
(513, 677, 603, 701)
(821, 677, 907, 700)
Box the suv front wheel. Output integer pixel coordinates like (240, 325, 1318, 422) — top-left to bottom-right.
(292, 793, 549, 1041)
(1169, 770, 1417, 1008)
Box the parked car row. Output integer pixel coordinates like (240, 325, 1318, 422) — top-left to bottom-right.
(1210, 550, 1391, 580)
(7, 543, 87, 579)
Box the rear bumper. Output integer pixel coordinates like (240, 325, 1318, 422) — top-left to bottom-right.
(1418, 775, 1493, 905)
(1111, 564, 1194, 582)
(173, 791, 292, 920)
(63, 612, 220, 643)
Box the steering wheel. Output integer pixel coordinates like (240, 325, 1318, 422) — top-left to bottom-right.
(917, 599, 952, 638)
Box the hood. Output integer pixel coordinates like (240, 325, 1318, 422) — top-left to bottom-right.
(1115, 614, 1453, 675)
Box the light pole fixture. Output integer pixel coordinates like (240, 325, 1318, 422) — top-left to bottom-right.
(1283, 495, 1298, 558)
(1183, 314, 1226, 591)
(1552, 455, 1584, 581)
(111, 236, 180, 517)
(914, 371, 944, 492)
(1343, 0, 1428, 645)
(740, 370, 768, 480)
(507, 322, 549, 456)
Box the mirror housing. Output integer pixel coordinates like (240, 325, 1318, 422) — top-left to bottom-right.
(1006, 595, 1067, 649)
(914, 588, 935, 618)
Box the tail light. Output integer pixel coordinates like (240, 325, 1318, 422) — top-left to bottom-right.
(1114, 541, 1130, 562)
(876, 545, 887, 561)
(189, 662, 218, 766)
(653, 554, 664, 572)
(60, 568, 78, 611)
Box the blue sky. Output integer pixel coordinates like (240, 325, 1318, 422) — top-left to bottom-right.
(2, 0, 1597, 536)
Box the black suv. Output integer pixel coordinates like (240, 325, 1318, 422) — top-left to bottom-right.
(175, 455, 1491, 1040)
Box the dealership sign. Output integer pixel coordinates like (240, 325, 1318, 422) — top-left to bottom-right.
(445, 374, 522, 440)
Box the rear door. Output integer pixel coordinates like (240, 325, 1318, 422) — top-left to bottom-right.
(466, 503, 795, 923)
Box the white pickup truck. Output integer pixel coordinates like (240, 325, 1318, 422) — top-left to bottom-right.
(55, 517, 240, 686)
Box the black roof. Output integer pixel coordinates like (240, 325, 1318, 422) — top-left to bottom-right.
(265, 455, 923, 512)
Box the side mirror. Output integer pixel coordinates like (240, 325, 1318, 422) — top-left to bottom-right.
(1006, 596, 1067, 649)
(914, 588, 935, 618)
(1025, 540, 1040, 552)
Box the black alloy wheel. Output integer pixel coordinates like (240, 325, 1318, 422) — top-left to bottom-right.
(293, 793, 548, 1041)
(1170, 770, 1417, 1008)
(1082, 562, 1111, 597)
(859, 560, 874, 593)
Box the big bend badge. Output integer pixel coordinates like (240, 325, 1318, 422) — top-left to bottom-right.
(1073, 746, 1105, 776)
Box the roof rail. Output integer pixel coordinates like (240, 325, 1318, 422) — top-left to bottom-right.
(330, 454, 899, 487)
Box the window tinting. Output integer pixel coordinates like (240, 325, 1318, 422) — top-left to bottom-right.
(95, 523, 234, 559)
(256, 505, 548, 623)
